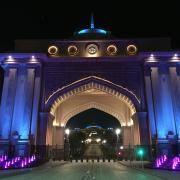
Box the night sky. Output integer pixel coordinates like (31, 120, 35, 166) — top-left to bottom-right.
(66, 108, 121, 129)
(0, 1, 180, 50)
(0, 1, 180, 127)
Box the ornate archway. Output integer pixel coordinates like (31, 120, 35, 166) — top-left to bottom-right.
(45, 76, 141, 147)
(45, 76, 140, 113)
(61, 102, 128, 127)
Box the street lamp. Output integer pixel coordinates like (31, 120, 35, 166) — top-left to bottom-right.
(65, 129, 70, 135)
(115, 128, 121, 135)
(65, 129, 70, 160)
(65, 128, 70, 144)
(137, 148, 145, 169)
(115, 128, 121, 159)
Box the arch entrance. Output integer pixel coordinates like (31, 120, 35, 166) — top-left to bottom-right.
(44, 76, 142, 148)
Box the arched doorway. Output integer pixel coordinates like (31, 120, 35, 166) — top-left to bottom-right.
(66, 108, 121, 159)
(43, 76, 142, 149)
(66, 108, 121, 129)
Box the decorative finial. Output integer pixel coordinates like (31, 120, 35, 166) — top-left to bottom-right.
(90, 13, 94, 29)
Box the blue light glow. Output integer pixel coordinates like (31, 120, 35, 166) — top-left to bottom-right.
(91, 14, 94, 29)
(78, 29, 90, 34)
(85, 125, 102, 129)
(78, 28, 107, 35)
(96, 29, 107, 34)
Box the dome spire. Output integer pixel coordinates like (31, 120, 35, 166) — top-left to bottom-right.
(74, 14, 112, 39)
(90, 13, 94, 29)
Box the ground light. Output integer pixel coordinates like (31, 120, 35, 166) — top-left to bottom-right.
(0, 155, 36, 169)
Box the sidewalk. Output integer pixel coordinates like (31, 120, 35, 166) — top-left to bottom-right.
(119, 160, 151, 168)
(119, 160, 180, 180)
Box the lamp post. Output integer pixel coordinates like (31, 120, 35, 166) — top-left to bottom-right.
(115, 128, 121, 159)
(65, 129, 70, 159)
(65, 129, 70, 137)
(137, 148, 144, 169)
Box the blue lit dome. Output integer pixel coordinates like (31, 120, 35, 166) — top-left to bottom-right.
(85, 125, 102, 129)
(73, 15, 114, 40)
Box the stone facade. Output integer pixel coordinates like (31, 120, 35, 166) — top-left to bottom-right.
(0, 36, 179, 156)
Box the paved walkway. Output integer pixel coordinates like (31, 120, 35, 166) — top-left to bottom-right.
(0, 161, 179, 180)
(84, 144, 103, 157)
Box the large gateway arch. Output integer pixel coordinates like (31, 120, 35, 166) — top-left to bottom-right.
(0, 22, 179, 156)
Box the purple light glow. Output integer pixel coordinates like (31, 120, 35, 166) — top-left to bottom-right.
(0, 155, 37, 169)
(171, 156, 180, 170)
(164, 155, 167, 161)
(21, 161, 24, 168)
(8, 161, 10, 166)
(156, 155, 168, 168)
(4, 164, 7, 169)
(156, 159, 159, 167)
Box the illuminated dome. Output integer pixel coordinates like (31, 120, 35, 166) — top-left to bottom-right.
(73, 15, 114, 40)
(85, 125, 102, 129)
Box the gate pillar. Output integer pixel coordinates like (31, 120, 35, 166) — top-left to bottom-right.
(122, 126, 133, 147)
(132, 112, 150, 145)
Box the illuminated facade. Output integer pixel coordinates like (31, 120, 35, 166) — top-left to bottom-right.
(0, 18, 179, 156)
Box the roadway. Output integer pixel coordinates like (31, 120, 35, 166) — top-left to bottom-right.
(84, 143, 103, 157)
(1, 161, 180, 180)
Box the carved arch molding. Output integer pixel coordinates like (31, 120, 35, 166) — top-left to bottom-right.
(49, 81, 137, 116)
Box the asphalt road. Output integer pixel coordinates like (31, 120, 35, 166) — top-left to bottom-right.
(84, 143, 103, 157)
(1, 161, 180, 180)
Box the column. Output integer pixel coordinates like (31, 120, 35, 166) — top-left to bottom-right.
(122, 126, 133, 147)
(151, 66, 176, 139)
(30, 68, 41, 144)
(0, 68, 17, 139)
(132, 112, 149, 145)
(144, 67, 157, 140)
(23, 68, 35, 138)
(52, 126, 65, 147)
(38, 112, 49, 145)
(11, 66, 32, 140)
(169, 67, 180, 137)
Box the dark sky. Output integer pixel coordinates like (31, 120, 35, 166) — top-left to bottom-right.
(0, 1, 180, 50)
(66, 108, 121, 129)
